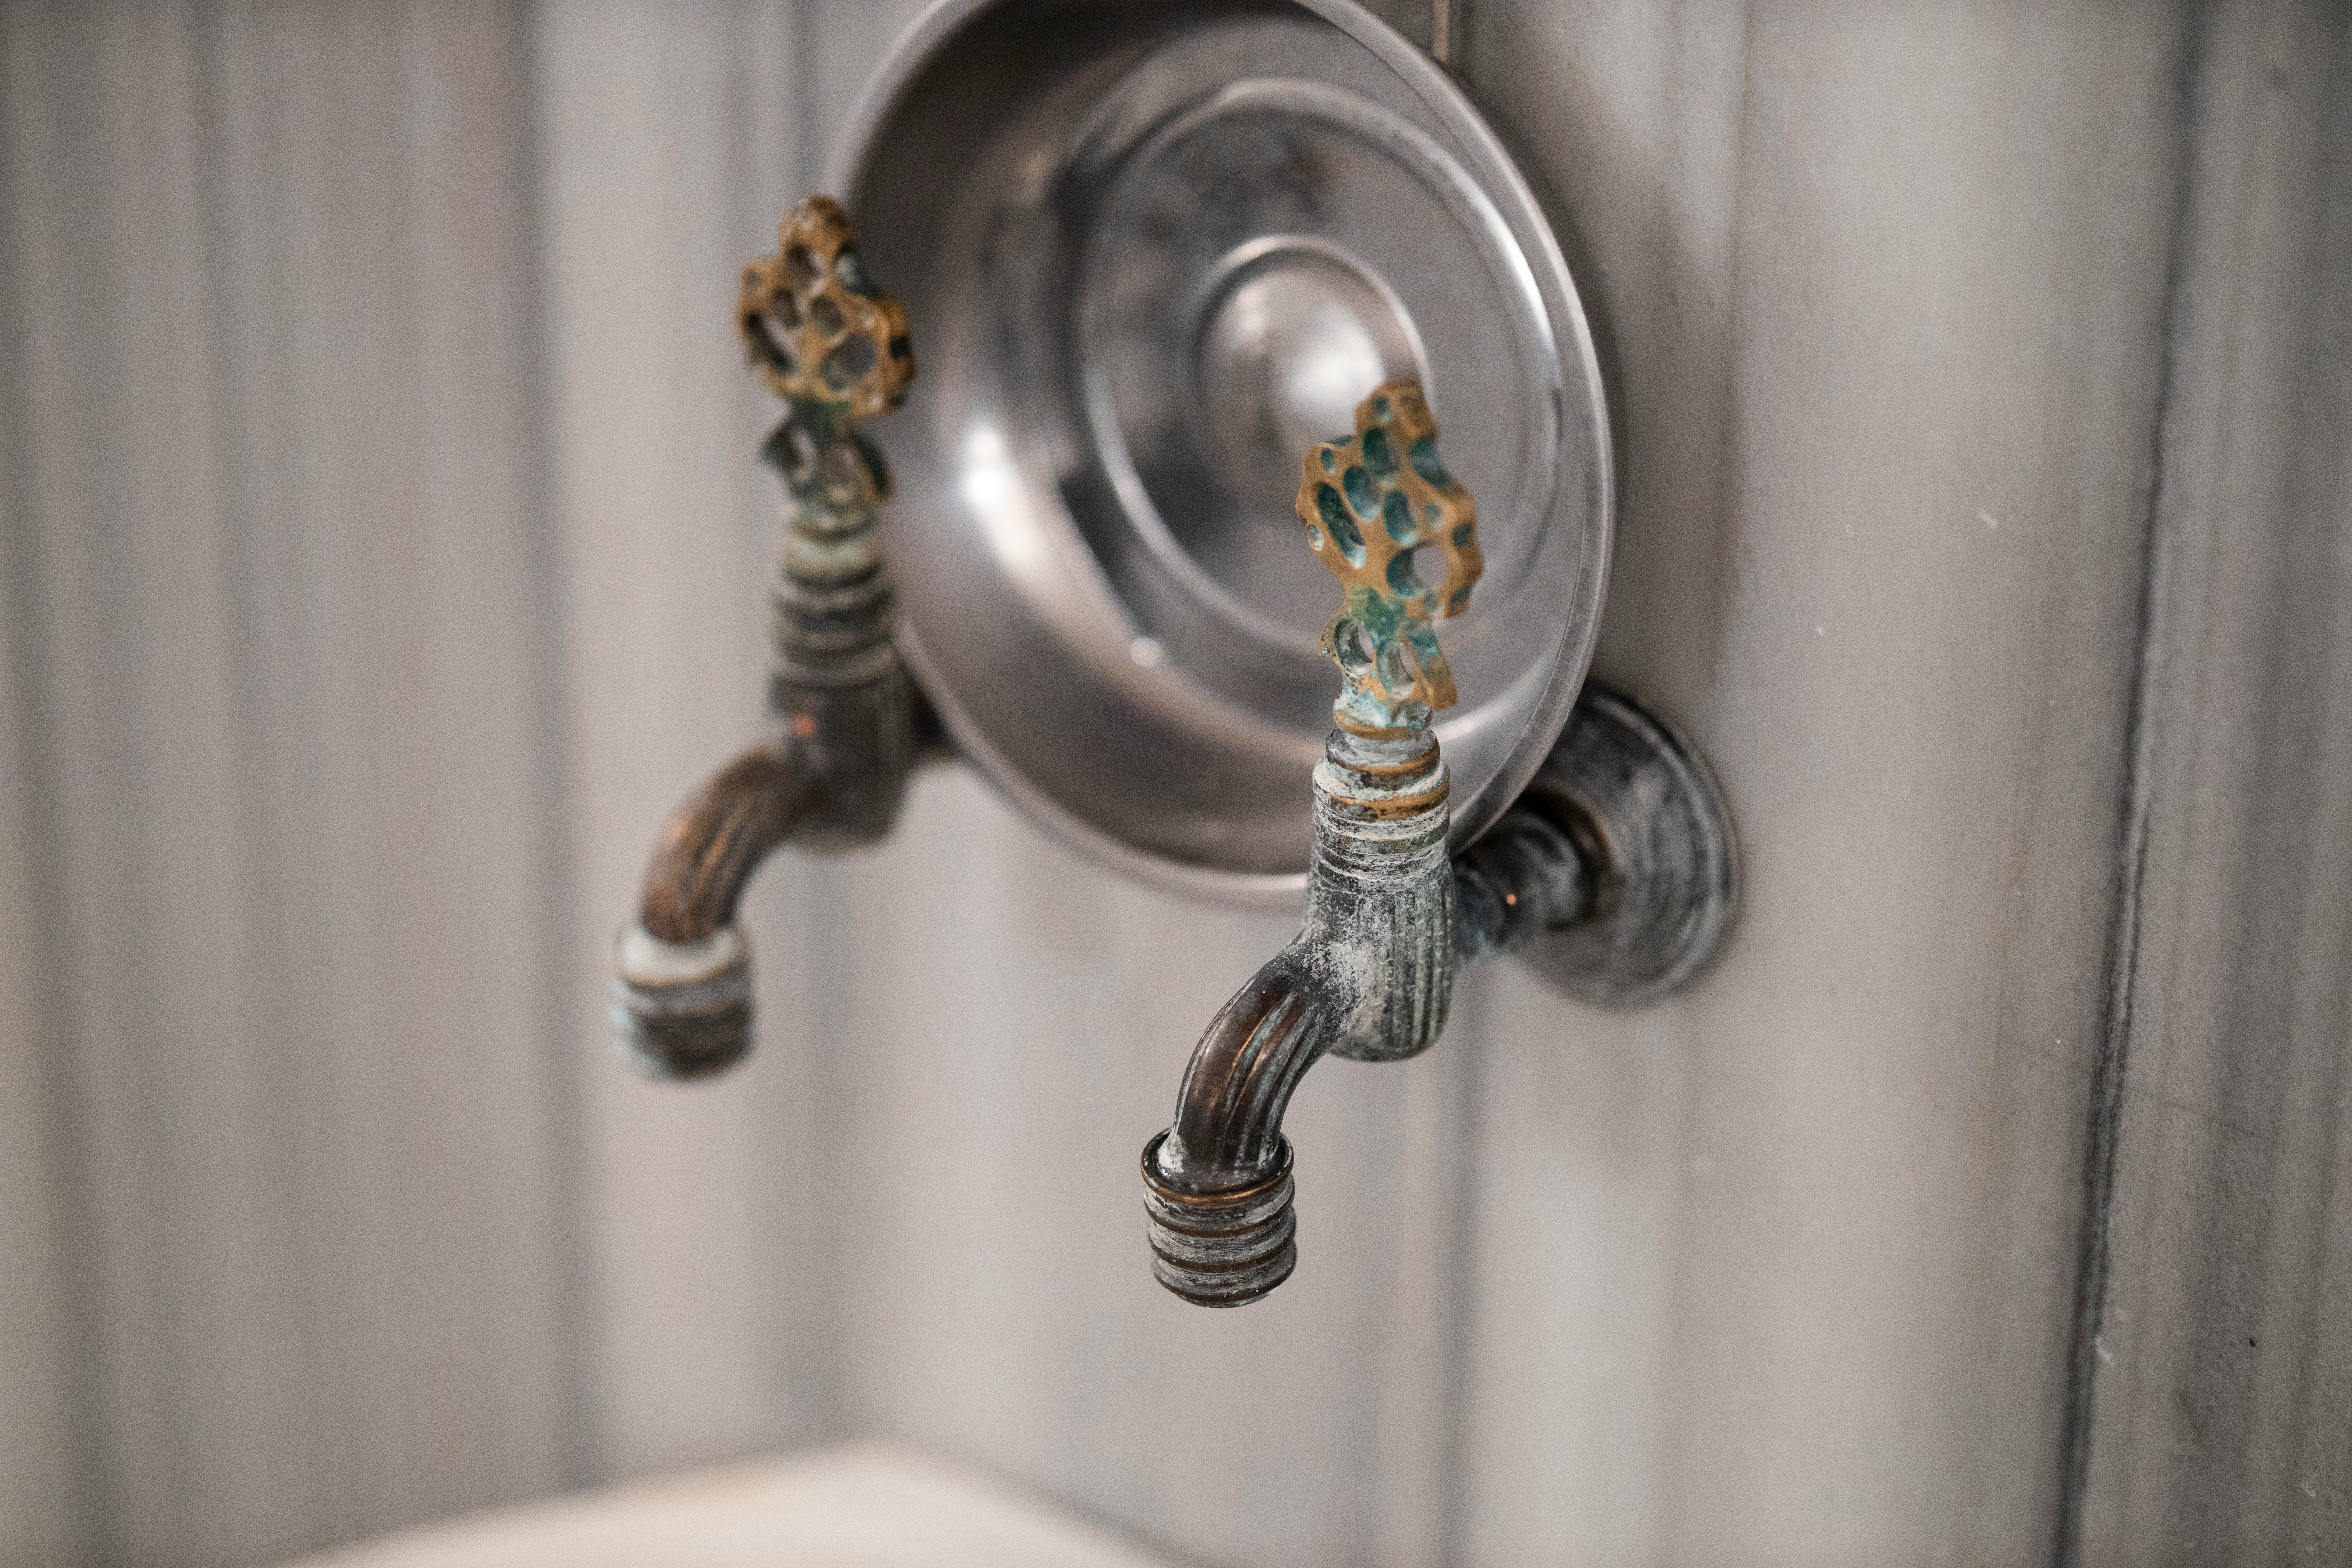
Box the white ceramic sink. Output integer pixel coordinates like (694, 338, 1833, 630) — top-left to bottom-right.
(273, 1441, 1188, 1568)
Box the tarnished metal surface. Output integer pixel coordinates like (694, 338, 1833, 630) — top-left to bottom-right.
(1296, 380, 1482, 729)
(1508, 685, 1738, 1006)
(1141, 724, 1456, 1306)
(1141, 379, 1740, 1306)
(610, 197, 924, 1081)
(636, 748, 812, 945)
(1144, 382, 1472, 1306)
(1452, 806, 1585, 964)
(1139, 678, 1741, 1307)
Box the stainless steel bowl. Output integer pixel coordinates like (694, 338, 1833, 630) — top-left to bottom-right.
(829, 0, 1614, 908)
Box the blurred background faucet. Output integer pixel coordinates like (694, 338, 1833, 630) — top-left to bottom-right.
(608, 196, 926, 1081)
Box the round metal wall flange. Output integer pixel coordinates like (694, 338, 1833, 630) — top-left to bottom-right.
(1516, 683, 1739, 1007)
(830, 0, 1613, 908)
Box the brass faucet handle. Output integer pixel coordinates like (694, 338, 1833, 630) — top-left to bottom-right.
(738, 195, 916, 420)
(1294, 380, 1483, 729)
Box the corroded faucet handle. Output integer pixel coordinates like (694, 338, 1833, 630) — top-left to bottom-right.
(1294, 380, 1482, 731)
(610, 197, 923, 1083)
(738, 195, 915, 417)
(738, 197, 918, 544)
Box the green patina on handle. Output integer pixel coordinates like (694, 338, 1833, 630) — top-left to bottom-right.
(1293, 381, 1483, 732)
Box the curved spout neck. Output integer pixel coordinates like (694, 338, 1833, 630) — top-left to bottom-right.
(1142, 724, 1456, 1306)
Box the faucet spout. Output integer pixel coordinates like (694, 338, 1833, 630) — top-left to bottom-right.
(607, 741, 811, 1082)
(1141, 378, 1484, 1308)
(638, 746, 812, 947)
(1142, 724, 1456, 1305)
(1141, 946, 1336, 1306)
(608, 195, 923, 1082)
(608, 559, 918, 1081)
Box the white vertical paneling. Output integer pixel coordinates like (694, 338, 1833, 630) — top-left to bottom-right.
(1, 2, 577, 1562)
(2073, 1, 2352, 1558)
(533, 0, 833, 1480)
(196, 0, 579, 1540)
(5, 10, 275, 1557)
(1452, 3, 2191, 1562)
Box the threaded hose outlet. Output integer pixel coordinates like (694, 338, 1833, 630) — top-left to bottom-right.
(1140, 1133, 1298, 1307)
(609, 923, 753, 1080)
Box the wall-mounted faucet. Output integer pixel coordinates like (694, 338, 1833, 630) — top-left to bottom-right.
(609, 0, 1744, 1314)
(1141, 384, 1736, 1308)
(608, 197, 928, 1080)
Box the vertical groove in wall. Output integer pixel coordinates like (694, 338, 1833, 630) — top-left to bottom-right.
(510, 0, 600, 1493)
(792, 0, 822, 198)
(189, 4, 332, 1542)
(0, 12, 106, 1557)
(2052, 5, 2213, 1562)
(1432, 986, 1486, 1568)
(0, 12, 146, 1557)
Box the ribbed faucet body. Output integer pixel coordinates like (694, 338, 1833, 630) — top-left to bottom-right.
(609, 543, 918, 1082)
(1141, 724, 1455, 1305)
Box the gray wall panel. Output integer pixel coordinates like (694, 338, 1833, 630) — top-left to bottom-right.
(0, 65, 83, 1562)
(0, 2, 578, 1561)
(1453, 3, 2190, 1561)
(2072, 1, 2352, 1559)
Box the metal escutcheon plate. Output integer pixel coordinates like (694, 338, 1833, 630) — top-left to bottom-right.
(1518, 684, 1740, 1007)
(831, 0, 1614, 908)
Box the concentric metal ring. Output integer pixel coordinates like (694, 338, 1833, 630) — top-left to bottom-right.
(830, 0, 1613, 906)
